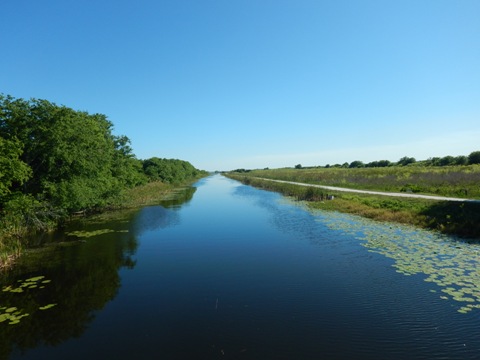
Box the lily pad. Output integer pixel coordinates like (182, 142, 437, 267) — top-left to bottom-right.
(39, 304, 57, 310)
(2, 275, 52, 294)
(0, 309, 30, 325)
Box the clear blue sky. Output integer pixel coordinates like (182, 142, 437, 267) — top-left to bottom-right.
(1, 0, 479, 171)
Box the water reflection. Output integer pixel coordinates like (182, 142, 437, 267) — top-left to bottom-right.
(0, 230, 135, 359)
(233, 185, 332, 245)
(132, 206, 181, 234)
(131, 186, 196, 234)
(0, 186, 196, 360)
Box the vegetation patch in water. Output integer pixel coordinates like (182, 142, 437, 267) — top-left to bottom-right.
(317, 211, 480, 314)
(39, 303, 57, 310)
(66, 229, 130, 239)
(1, 275, 57, 325)
(2, 276, 48, 294)
(66, 229, 115, 238)
(0, 306, 30, 325)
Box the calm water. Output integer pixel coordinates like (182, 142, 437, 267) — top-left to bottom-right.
(1, 174, 480, 359)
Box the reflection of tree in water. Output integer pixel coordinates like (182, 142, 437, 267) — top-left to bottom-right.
(0, 229, 137, 360)
(162, 186, 196, 207)
(133, 206, 181, 234)
(132, 186, 197, 234)
(0, 185, 197, 360)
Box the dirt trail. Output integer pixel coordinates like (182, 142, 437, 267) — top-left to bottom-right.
(256, 178, 480, 203)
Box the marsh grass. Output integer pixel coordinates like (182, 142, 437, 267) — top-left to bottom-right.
(117, 181, 176, 208)
(0, 238, 21, 271)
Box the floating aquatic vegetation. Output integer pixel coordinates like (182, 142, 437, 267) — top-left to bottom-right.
(66, 229, 129, 238)
(39, 303, 57, 310)
(1, 275, 56, 325)
(2, 276, 48, 293)
(0, 306, 30, 325)
(315, 210, 480, 314)
(67, 229, 115, 238)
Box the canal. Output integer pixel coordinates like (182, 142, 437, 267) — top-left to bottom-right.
(1, 174, 480, 359)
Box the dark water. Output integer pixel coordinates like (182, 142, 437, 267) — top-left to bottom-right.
(1, 174, 480, 359)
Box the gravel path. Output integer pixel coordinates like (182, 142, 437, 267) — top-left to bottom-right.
(256, 178, 480, 203)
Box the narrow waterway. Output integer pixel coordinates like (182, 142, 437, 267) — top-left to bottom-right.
(1, 174, 480, 359)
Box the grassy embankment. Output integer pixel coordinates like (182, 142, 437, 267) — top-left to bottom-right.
(0, 178, 204, 270)
(225, 165, 480, 239)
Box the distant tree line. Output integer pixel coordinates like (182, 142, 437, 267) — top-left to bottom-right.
(318, 152, 480, 169)
(233, 152, 480, 174)
(0, 94, 205, 234)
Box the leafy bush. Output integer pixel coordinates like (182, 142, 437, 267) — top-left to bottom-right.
(2, 194, 62, 235)
(400, 184, 423, 193)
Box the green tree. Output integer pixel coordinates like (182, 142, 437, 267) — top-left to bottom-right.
(454, 155, 468, 165)
(397, 156, 416, 166)
(349, 160, 365, 168)
(0, 95, 136, 212)
(377, 160, 391, 167)
(0, 137, 31, 198)
(438, 155, 455, 166)
(468, 151, 480, 164)
(142, 157, 201, 184)
(426, 157, 440, 166)
(111, 135, 147, 188)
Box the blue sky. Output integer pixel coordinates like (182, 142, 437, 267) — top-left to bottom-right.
(1, 0, 479, 171)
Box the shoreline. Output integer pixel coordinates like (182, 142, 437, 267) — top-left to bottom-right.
(0, 178, 205, 271)
(225, 173, 480, 240)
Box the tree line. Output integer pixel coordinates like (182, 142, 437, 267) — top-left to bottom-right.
(0, 94, 206, 235)
(294, 152, 480, 170)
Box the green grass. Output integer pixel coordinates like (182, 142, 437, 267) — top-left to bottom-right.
(245, 165, 480, 199)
